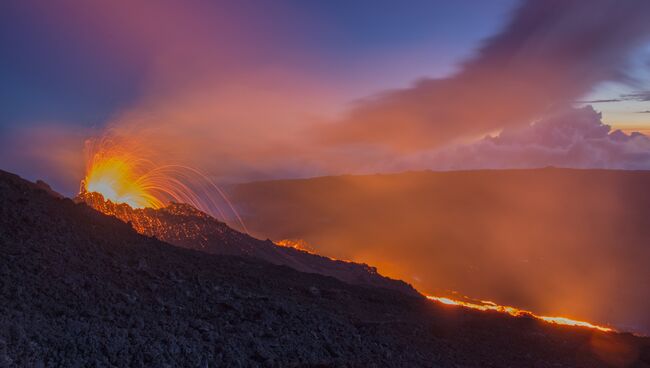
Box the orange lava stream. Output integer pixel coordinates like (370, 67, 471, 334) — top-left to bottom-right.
(278, 239, 613, 333)
(274, 239, 315, 253)
(426, 295, 613, 332)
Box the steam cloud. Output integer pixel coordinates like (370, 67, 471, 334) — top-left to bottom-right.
(97, 0, 650, 183)
(324, 0, 650, 152)
(3, 0, 650, 193)
(426, 106, 650, 171)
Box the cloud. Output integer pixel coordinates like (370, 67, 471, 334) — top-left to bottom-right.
(424, 106, 650, 170)
(0, 0, 348, 191)
(5, 0, 650, 194)
(582, 90, 650, 103)
(322, 0, 650, 152)
(576, 99, 622, 104)
(622, 91, 650, 102)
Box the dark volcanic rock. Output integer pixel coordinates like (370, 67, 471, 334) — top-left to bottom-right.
(1, 169, 650, 367)
(75, 190, 418, 297)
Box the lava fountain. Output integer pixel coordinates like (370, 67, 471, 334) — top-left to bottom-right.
(80, 134, 247, 232)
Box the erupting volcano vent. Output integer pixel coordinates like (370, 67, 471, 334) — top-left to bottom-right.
(81, 135, 247, 231)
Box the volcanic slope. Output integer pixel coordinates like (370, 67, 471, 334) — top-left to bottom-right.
(231, 168, 650, 334)
(75, 190, 417, 297)
(1, 170, 650, 367)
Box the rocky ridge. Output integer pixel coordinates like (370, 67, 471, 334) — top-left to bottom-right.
(75, 190, 418, 297)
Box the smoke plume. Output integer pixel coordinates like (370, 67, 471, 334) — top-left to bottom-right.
(423, 106, 650, 170)
(324, 0, 650, 152)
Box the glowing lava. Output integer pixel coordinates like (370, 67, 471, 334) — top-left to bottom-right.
(81, 137, 614, 334)
(81, 135, 247, 231)
(83, 154, 159, 209)
(277, 239, 614, 333)
(427, 295, 613, 332)
(274, 239, 315, 253)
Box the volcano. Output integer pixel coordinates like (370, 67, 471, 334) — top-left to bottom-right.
(75, 189, 417, 297)
(2, 169, 650, 367)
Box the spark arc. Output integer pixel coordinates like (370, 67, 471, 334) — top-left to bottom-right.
(81, 135, 247, 231)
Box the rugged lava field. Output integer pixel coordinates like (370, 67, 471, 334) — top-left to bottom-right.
(1, 169, 649, 367)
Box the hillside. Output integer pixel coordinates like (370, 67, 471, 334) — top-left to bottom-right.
(75, 190, 417, 297)
(2, 169, 650, 366)
(231, 168, 650, 335)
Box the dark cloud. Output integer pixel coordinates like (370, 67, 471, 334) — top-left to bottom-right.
(576, 99, 621, 104)
(323, 0, 650, 152)
(621, 91, 650, 102)
(581, 90, 650, 104)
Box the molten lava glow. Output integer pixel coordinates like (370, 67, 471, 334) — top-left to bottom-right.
(275, 239, 315, 253)
(276, 239, 613, 333)
(426, 295, 613, 332)
(84, 156, 158, 209)
(82, 135, 247, 231)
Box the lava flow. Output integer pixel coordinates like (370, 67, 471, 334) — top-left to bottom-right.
(427, 295, 613, 332)
(274, 239, 316, 253)
(279, 238, 614, 333)
(81, 135, 247, 231)
(80, 137, 615, 335)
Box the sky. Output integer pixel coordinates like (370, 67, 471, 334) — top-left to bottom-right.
(1, 0, 650, 194)
(0, 0, 513, 125)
